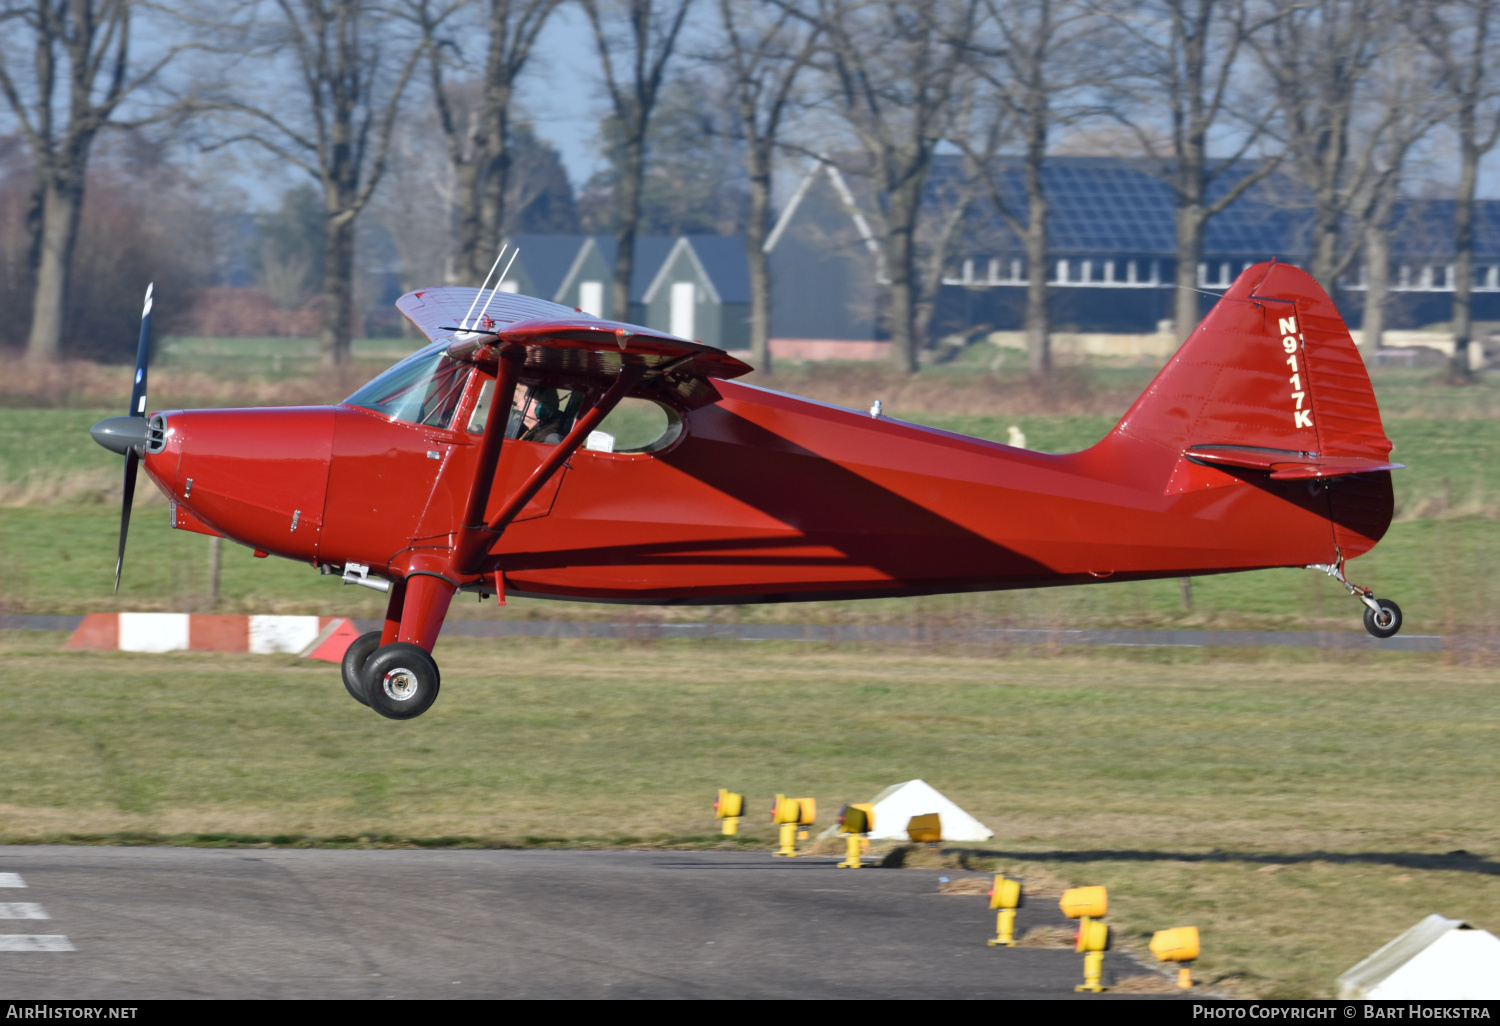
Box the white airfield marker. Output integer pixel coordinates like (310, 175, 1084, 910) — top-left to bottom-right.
(0, 936, 74, 952)
(0, 904, 48, 919)
(0, 874, 24, 888)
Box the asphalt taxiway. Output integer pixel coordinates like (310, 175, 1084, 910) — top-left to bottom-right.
(0, 846, 1166, 999)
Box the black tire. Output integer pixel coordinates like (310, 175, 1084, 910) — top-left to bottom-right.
(1363, 598, 1402, 639)
(340, 631, 382, 706)
(362, 642, 441, 720)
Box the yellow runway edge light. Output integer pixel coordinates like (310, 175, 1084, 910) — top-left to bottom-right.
(986, 876, 1022, 947)
(1060, 886, 1110, 993)
(714, 789, 744, 836)
(1150, 926, 1199, 989)
(837, 804, 875, 869)
(771, 795, 814, 856)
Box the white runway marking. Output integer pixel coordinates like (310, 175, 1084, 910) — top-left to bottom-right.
(0, 936, 73, 952)
(0, 874, 25, 888)
(0, 904, 48, 919)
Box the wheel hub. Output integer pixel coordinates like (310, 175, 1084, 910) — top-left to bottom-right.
(382, 667, 419, 701)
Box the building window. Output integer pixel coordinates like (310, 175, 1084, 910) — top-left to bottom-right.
(1011, 258, 1023, 282)
(670, 281, 696, 339)
(988, 258, 1000, 283)
(962, 258, 974, 283)
(1126, 260, 1138, 284)
(578, 280, 605, 317)
(1104, 260, 1115, 284)
(1056, 259, 1069, 284)
(1197, 262, 1208, 287)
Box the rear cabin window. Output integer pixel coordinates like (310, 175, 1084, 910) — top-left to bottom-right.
(345, 343, 472, 429)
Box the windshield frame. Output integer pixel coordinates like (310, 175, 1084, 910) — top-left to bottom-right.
(343, 342, 474, 430)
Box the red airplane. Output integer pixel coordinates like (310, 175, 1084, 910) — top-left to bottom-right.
(91, 260, 1404, 720)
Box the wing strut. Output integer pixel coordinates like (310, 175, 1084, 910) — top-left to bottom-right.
(452, 360, 648, 575)
(452, 347, 525, 574)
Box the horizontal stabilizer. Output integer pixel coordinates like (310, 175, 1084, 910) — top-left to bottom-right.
(1185, 444, 1404, 480)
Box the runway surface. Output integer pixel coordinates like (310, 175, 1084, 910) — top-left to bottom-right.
(0, 846, 1165, 999)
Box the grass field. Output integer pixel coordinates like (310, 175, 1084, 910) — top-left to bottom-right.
(1, 353, 1497, 997)
(0, 632, 1494, 998)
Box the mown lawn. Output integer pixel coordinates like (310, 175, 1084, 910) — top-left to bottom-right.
(0, 633, 1494, 998)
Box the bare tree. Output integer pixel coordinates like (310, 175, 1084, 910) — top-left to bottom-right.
(197, 0, 431, 367)
(957, 0, 1098, 374)
(1407, 0, 1500, 375)
(419, 0, 560, 286)
(582, 0, 694, 322)
(1357, 44, 1442, 352)
(716, 0, 821, 371)
(1253, 0, 1405, 292)
(0, 0, 187, 361)
(815, 0, 978, 374)
(1099, 0, 1281, 343)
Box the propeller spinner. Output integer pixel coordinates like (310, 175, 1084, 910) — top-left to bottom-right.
(90, 283, 153, 592)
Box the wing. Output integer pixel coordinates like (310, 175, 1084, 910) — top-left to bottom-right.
(396, 286, 752, 409)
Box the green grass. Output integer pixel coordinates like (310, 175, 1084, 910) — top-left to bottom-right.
(0, 634, 1494, 997)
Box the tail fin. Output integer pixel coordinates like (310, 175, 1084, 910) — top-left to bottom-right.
(1108, 261, 1397, 555)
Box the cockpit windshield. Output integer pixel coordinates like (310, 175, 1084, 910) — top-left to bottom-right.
(344, 342, 473, 429)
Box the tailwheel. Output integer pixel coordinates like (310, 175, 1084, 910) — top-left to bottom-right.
(362, 642, 441, 720)
(1363, 598, 1402, 639)
(340, 631, 383, 706)
(1307, 559, 1403, 640)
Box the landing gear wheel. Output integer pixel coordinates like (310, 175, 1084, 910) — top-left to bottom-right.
(1363, 598, 1403, 639)
(362, 643, 441, 720)
(340, 631, 382, 706)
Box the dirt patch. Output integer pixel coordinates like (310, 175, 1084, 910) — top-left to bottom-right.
(937, 877, 992, 895)
(1017, 925, 1076, 949)
(1112, 973, 1185, 994)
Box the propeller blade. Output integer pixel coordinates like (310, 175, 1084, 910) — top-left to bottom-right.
(115, 451, 138, 594)
(112, 282, 153, 592)
(128, 283, 152, 417)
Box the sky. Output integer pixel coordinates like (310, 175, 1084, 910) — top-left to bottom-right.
(517, 5, 612, 187)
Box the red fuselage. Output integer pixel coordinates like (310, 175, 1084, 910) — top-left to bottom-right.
(142, 374, 1383, 605)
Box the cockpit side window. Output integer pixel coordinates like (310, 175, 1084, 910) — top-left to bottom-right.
(466, 379, 584, 445)
(345, 343, 473, 429)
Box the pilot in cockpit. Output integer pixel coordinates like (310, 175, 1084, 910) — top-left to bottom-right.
(519, 388, 569, 444)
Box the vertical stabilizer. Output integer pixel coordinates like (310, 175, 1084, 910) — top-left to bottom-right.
(1106, 262, 1395, 556)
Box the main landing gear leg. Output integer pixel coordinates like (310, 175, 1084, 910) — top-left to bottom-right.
(362, 573, 455, 720)
(1307, 558, 1402, 639)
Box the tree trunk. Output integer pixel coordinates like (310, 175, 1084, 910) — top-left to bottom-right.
(1023, 190, 1050, 375)
(746, 165, 773, 372)
(885, 181, 921, 375)
(1452, 133, 1479, 379)
(1174, 207, 1205, 345)
(26, 179, 84, 362)
(321, 214, 356, 369)
(451, 152, 485, 286)
(1361, 218, 1390, 355)
(611, 133, 646, 322)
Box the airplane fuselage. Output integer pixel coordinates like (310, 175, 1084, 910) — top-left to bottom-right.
(143, 376, 1388, 605)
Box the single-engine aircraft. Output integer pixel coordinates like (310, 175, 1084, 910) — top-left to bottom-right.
(91, 260, 1404, 720)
